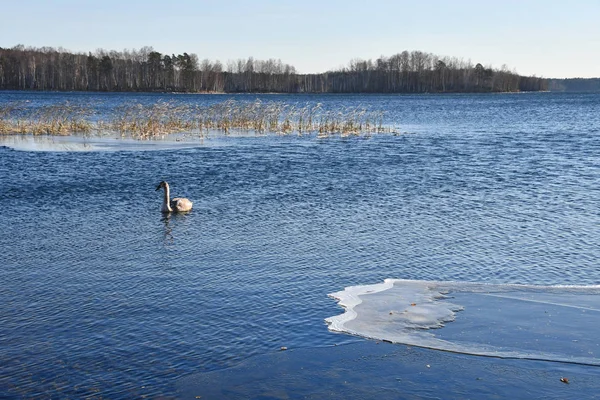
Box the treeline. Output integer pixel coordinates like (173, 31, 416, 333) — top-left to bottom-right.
(547, 78, 600, 92)
(0, 45, 547, 93)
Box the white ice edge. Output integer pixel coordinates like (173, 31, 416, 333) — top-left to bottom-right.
(325, 278, 395, 332)
(325, 279, 600, 365)
(326, 279, 600, 331)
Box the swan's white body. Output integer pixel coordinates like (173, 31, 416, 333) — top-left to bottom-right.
(156, 181, 193, 213)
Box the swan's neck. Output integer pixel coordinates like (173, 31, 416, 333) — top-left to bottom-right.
(162, 183, 172, 212)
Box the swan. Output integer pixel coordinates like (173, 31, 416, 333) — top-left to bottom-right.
(155, 181, 193, 213)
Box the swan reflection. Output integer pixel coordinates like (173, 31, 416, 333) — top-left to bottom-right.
(160, 212, 193, 245)
(161, 214, 175, 244)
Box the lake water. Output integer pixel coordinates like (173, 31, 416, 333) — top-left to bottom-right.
(1, 91, 599, 398)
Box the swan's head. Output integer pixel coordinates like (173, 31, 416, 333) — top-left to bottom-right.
(156, 181, 168, 191)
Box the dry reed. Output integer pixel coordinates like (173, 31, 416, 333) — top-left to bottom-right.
(0, 99, 396, 138)
(0, 101, 92, 135)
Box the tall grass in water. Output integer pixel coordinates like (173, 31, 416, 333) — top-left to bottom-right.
(102, 101, 195, 139)
(192, 100, 391, 137)
(0, 102, 92, 135)
(0, 100, 395, 138)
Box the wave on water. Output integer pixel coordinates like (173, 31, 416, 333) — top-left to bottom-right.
(326, 279, 600, 366)
(0, 134, 207, 152)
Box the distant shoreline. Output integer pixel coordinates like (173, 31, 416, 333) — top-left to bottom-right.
(2, 88, 598, 94)
(1, 46, 547, 93)
(0, 88, 559, 95)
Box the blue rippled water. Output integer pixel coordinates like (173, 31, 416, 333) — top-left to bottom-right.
(1, 91, 599, 398)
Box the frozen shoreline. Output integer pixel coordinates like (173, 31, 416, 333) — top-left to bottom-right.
(325, 279, 600, 366)
(177, 340, 598, 399)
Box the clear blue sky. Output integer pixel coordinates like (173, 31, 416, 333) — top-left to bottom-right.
(1, 0, 598, 78)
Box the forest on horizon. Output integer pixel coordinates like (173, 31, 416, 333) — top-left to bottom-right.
(1, 45, 549, 94)
(547, 78, 600, 92)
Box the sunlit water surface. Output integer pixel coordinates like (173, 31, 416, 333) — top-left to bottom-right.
(1, 92, 599, 398)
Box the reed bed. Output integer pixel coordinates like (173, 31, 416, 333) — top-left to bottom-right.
(0, 99, 395, 138)
(0, 102, 92, 135)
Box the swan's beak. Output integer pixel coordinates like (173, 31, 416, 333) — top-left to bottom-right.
(155, 184, 162, 191)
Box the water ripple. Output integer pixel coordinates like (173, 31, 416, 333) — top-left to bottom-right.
(1, 92, 600, 397)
